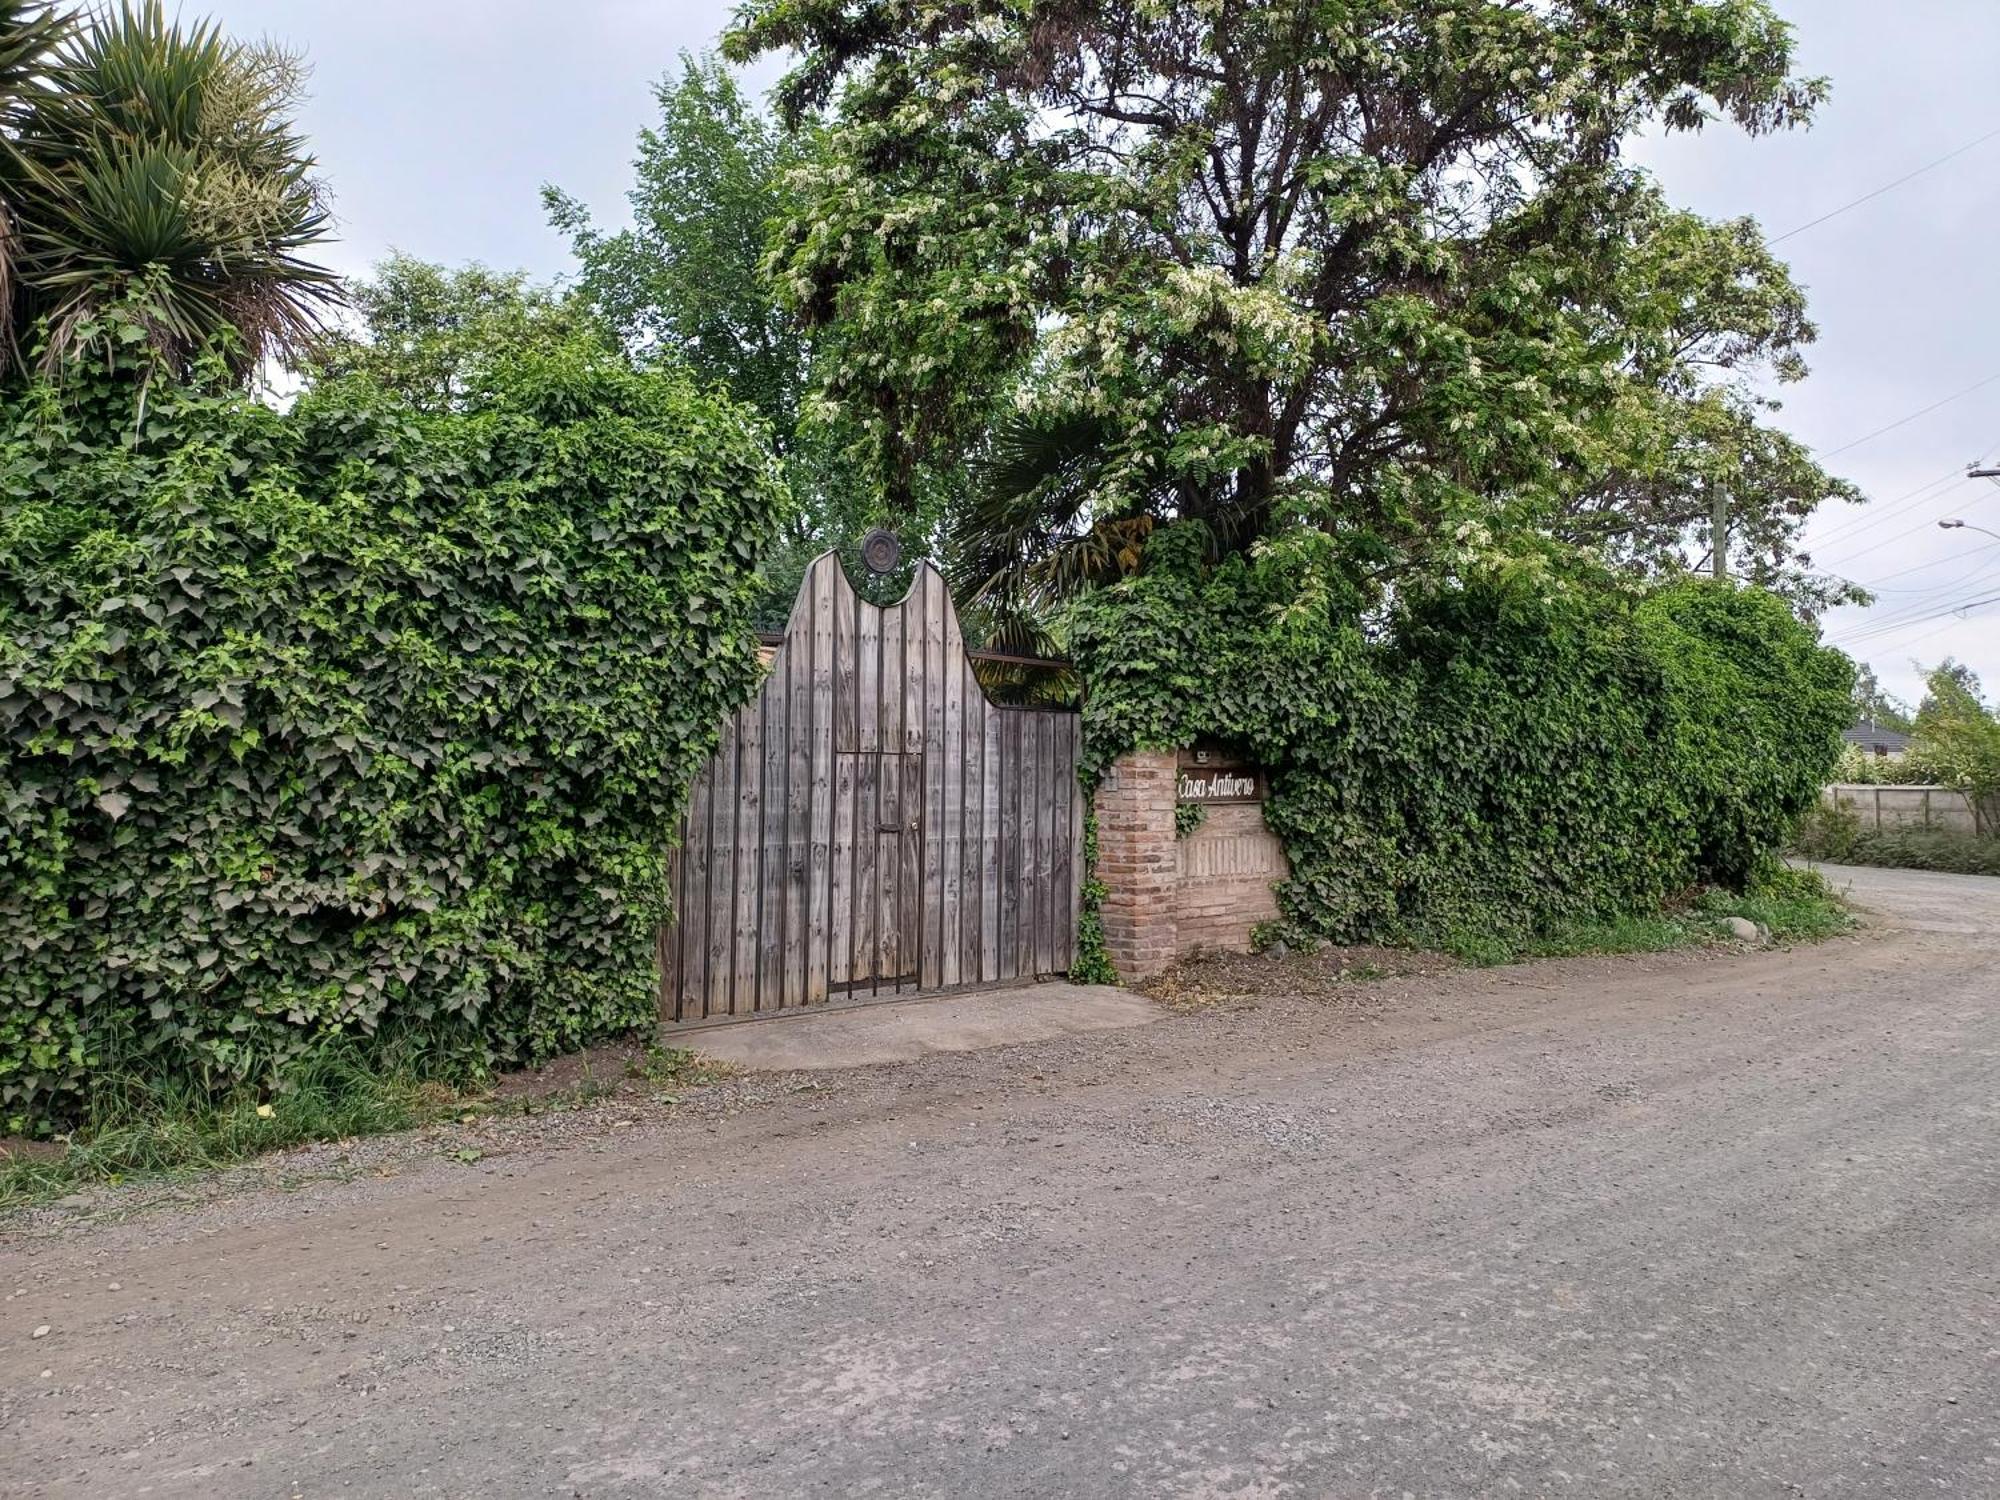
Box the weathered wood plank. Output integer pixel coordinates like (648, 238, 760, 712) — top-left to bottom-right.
(1036, 713, 1058, 977)
(661, 841, 683, 1021)
(755, 669, 786, 1012)
(940, 630, 965, 990)
(1002, 711, 1023, 980)
(830, 750, 857, 990)
(858, 593, 880, 753)
(918, 570, 945, 990)
(854, 750, 879, 991)
(958, 670, 984, 984)
(682, 759, 712, 1019)
(876, 754, 901, 983)
(1025, 711, 1047, 977)
(807, 555, 836, 1005)
(730, 697, 764, 1015)
(1053, 712, 1077, 972)
(780, 569, 812, 1010)
(706, 710, 739, 1017)
(898, 751, 923, 990)
(979, 702, 1001, 983)
(833, 575, 858, 753)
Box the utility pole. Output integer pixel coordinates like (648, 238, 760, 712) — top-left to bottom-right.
(1711, 491, 1728, 581)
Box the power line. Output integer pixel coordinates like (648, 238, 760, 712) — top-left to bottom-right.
(1832, 579, 2000, 645)
(1832, 543, 2000, 626)
(1820, 373, 2000, 459)
(1835, 610, 1992, 658)
(1770, 124, 2000, 245)
(1812, 471, 1976, 557)
(1852, 539, 2000, 592)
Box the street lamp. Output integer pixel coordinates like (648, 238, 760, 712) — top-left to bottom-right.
(1939, 518, 2000, 542)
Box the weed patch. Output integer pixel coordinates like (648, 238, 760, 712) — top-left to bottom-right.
(0, 1031, 733, 1211)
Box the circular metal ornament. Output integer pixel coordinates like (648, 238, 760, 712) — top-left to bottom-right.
(859, 527, 903, 576)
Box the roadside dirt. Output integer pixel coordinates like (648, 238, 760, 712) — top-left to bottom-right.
(2, 862, 1996, 1497)
(1141, 941, 1455, 1010)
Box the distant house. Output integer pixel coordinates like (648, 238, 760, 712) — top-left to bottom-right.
(1843, 720, 1912, 759)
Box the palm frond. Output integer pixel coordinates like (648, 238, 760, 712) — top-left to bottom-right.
(947, 405, 1143, 613)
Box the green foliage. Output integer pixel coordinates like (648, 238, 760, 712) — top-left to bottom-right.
(1910, 662, 2000, 834)
(730, 0, 1855, 605)
(1831, 742, 1942, 786)
(545, 53, 804, 437)
(1497, 879, 1851, 964)
(1066, 808, 1115, 986)
(0, 320, 784, 1135)
(543, 51, 919, 630)
(1066, 526, 1853, 960)
(1850, 663, 1913, 734)
(0, 1, 339, 378)
(1795, 807, 2000, 876)
(0, 1036, 464, 1208)
(307, 255, 610, 412)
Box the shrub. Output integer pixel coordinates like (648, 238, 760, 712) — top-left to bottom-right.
(1065, 526, 1853, 957)
(0, 337, 784, 1134)
(1794, 807, 2000, 877)
(1831, 742, 1943, 786)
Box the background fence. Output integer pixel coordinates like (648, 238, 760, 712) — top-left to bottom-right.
(1823, 784, 1985, 836)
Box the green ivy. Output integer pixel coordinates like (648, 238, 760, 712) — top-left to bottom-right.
(1065, 525, 1852, 960)
(1066, 808, 1115, 986)
(0, 334, 785, 1135)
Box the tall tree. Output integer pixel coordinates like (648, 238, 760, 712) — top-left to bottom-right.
(1849, 662, 1913, 733)
(544, 54, 804, 442)
(308, 254, 606, 412)
(728, 0, 1853, 610)
(1913, 661, 2000, 834)
(545, 53, 932, 620)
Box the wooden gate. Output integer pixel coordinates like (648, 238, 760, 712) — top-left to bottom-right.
(661, 553, 1083, 1025)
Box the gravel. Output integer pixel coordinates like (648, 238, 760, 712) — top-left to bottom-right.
(4, 863, 1999, 1498)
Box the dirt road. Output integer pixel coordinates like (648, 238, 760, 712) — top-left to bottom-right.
(5, 863, 1999, 1497)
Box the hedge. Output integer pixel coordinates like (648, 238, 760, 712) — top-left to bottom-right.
(0, 341, 784, 1135)
(1065, 525, 1853, 955)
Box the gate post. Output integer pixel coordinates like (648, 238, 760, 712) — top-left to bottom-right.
(1095, 750, 1179, 981)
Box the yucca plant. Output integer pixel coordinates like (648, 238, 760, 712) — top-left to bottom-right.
(0, 1, 338, 378)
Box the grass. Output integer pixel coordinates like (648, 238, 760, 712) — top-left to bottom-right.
(0, 1036, 725, 1212)
(1794, 807, 2000, 877)
(1433, 870, 1854, 967)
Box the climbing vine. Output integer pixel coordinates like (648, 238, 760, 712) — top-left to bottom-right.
(1066, 809, 1116, 986)
(1065, 525, 1853, 958)
(0, 330, 784, 1134)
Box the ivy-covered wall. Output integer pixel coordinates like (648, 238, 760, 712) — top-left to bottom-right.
(1065, 527, 1853, 959)
(0, 345, 784, 1134)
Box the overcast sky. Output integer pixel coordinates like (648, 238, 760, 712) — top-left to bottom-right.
(211, 0, 2000, 709)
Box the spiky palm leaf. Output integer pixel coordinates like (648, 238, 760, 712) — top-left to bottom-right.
(0, 3, 71, 352)
(946, 406, 1154, 613)
(2, 1, 338, 376)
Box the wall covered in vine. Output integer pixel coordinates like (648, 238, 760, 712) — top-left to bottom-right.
(0, 338, 784, 1134)
(1064, 525, 1853, 955)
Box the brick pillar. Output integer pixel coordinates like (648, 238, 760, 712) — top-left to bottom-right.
(1094, 749, 1179, 981)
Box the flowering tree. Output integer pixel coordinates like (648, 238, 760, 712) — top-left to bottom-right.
(727, 0, 1860, 609)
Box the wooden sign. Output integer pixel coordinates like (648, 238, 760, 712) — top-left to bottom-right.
(1176, 746, 1265, 804)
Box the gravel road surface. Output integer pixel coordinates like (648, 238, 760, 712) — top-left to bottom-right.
(4, 861, 1998, 1498)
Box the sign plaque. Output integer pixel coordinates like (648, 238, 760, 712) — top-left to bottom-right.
(1176, 746, 1265, 804)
